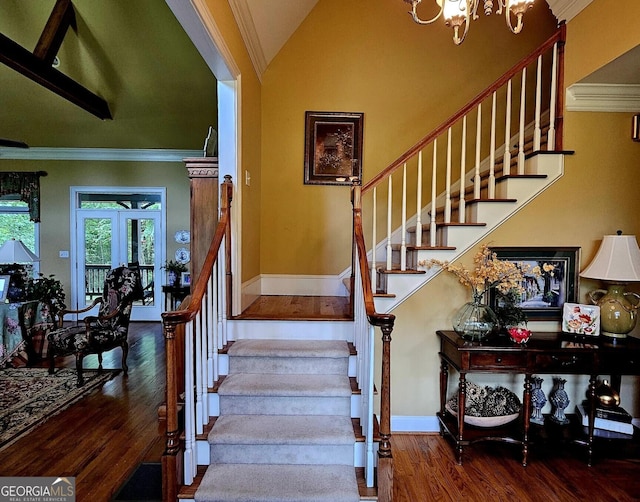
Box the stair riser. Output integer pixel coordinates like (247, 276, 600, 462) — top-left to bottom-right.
(219, 396, 351, 416)
(229, 356, 348, 375)
(210, 444, 354, 465)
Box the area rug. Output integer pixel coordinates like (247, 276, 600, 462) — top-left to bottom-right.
(0, 367, 119, 451)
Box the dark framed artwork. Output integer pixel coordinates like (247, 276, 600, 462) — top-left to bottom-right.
(304, 111, 363, 185)
(488, 247, 580, 321)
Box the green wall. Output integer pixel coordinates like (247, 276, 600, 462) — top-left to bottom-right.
(0, 160, 191, 302)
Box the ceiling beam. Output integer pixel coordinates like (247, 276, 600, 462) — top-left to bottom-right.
(33, 0, 76, 66)
(0, 0, 111, 120)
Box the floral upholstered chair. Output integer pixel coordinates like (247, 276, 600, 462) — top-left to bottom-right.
(47, 265, 142, 386)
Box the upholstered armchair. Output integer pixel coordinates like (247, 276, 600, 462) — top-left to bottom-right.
(47, 265, 142, 386)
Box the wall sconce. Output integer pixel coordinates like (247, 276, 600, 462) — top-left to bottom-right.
(633, 114, 640, 142)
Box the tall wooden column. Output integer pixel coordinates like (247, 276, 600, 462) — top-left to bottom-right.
(184, 157, 219, 285)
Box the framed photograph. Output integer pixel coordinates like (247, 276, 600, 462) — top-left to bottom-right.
(488, 247, 580, 321)
(181, 272, 191, 287)
(304, 111, 363, 185)
(0, 275, 9, 302)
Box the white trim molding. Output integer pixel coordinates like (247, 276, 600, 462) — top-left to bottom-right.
(259, 274, 349, 297)
(391, 415, 440, 433)
(566, 83, 640, 112)
(228, 0, 266, 81)
(545, 0, 593, 22)
(0, 147, 201, 162)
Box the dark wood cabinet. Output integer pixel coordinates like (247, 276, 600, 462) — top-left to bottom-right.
(437, 330, 640, 466)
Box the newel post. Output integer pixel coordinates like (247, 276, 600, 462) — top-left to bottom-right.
(161, 318, 181, 502)
(377, 321, 394, 501)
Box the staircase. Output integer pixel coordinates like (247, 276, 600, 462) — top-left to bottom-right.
(194, 339, 361, 502)
(163, 27, 568, 502)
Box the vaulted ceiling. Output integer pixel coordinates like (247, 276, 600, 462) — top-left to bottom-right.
(0, 0, 635, 154)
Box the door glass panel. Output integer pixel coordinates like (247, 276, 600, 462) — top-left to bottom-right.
(126, 217, 156, 306)
(84, 217, 112, 306)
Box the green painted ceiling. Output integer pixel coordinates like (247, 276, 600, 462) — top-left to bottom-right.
(0, 0, 217, 150)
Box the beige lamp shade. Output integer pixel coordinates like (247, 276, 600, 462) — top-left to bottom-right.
(580, 234, 640, 282)
(0, 238, 40, 263)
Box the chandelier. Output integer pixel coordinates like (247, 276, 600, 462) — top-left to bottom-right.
(403, 0, 536, 45)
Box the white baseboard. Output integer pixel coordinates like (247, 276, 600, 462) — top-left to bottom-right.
(247, 274, 349, 297)
(391, 415, 440, 433)
(241, 275, 261, 311)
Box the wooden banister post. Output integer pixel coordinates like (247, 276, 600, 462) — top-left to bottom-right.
(161, 319, 180, 502)
(377, 321, 394, 501)
(554, 22, 566, 151)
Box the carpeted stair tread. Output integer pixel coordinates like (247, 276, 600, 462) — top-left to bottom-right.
(228, 339, 349, 358)
(218, 373, 351, 397)
(209, 415, 355, 445)
(194, 463, 360, 502)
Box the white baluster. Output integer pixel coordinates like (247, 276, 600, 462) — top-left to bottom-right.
(401, 163, 407, 271)
(183, 321, 195, 484)
(518, 67, 527, 174)
(371, 186, 377, 287)
(534, 54, 542, 151)
(548, 42, 558, 150)
(386, 176, 392, 271)
(503, 79, 512, 177)
(195, 312, 203, 435)
(459, 115, 467, 223)
(445, 128, 452, 223)
(415, 151, 423, 246)
(474, 104, 482, 199)
(489, 91, 497, 199)
(430, 139, 437, 247)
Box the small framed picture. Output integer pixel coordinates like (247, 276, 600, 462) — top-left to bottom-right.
(304, 111, 364, 185)
(0, 275, 9, 302)
(562, 303, 600, 336)
(181, 272, 191, 287)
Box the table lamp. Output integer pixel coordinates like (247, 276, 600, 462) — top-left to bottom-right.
(0, 238, 40, 263)
(580, 231, 640, 338)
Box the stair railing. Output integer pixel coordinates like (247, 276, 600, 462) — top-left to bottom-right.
(352, 183, 396, 501)
(161, 175, 233, 502)
(363, 25, 565, 276)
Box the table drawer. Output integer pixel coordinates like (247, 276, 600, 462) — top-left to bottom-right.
(468, 352, 526, 370)
(534, 353, 594, 373)
(598, 353, 640, 374)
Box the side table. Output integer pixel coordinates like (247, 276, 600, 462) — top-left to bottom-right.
(162, 285, 190, 311)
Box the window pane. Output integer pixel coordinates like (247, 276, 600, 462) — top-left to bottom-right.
(0, 213, 35, 251)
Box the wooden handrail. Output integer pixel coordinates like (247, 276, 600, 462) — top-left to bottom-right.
(352, 184, 395, 501)
(161, 175, 233, 502)
(362, 24, 566, 194)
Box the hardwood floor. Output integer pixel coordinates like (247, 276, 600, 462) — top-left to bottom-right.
(236, 295, 351, 320)
(0, 322, 165, 502)
(2, 314, 639, 501)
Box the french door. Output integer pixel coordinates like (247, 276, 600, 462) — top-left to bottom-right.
(71, 188, 165, 321)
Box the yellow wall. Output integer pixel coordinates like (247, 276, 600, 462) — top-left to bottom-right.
(389, 0, 640, 419)
(0, 160, 190, 302)
(259, 0, 557, 275)
(202, 0, 263, 283)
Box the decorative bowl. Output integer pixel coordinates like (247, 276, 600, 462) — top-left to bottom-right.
(508, 327, 531, 344)
(445, 402, 519, 427)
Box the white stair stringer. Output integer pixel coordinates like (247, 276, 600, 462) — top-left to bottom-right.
(374, 153, 565, 314)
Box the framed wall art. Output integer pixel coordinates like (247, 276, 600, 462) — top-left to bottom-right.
(488, 247, 580, 321)
(304, 111, 363, 185)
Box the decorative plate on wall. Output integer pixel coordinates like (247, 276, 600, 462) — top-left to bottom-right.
(175, 247, 190, 264)
(175, 230, 190, 244)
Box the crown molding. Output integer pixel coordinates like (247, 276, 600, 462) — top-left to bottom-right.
(228, 0, 266, 82)
(566, 83, 640, 112)
(545, 0, 593, 22)
(0, 147, 202, 161)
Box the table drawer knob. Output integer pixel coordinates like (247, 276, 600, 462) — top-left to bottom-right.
(496, 357, 502, 363)
(552, 355, 578, 366)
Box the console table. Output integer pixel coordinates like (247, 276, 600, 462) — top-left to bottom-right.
(437, 330, 640, 467)
(162, 285, 190, 311)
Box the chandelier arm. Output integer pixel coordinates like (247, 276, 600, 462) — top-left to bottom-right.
(505, 5, 524, 34)
(453, 18, 470, 45)
(407, 1, 444, 25)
